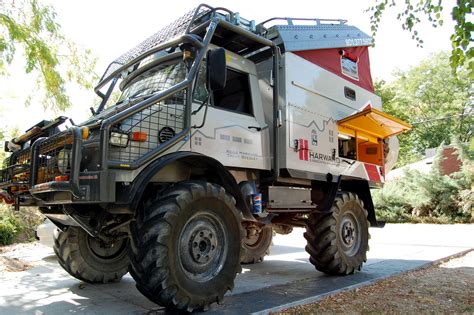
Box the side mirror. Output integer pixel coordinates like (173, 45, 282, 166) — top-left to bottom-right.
(4, 141, 11, 153)
(4, 140, 20, 153)
(207, 48, 226, 91)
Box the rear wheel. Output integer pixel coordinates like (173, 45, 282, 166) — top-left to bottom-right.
(128, 181, 242, 312)
(241, 225, 273, 264)
(53, 226, 129, 283)
(304, 192, 369, 275)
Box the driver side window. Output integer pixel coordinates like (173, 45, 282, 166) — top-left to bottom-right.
(212, 68, 253, 116)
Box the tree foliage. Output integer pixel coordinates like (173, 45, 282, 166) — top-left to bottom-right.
(375, 52, 473, 166)
(0, 0, 97, 111)
(367, 0, 473, 78)
(373, 139, 473, 223)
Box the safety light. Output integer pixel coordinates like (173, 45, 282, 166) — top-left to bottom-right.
(110, 132, 129, 147)
(131, 131, 148, 142)
(81, 126, 90, 140)
(338, 134, 351, 140)
(55, 175, 69, 182)
(339, 50, 359, 63)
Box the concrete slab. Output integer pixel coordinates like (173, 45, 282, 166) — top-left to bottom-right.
(0, 224, 472, 314)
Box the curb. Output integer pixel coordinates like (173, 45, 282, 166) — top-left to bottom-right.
(253, 248, 474, 315)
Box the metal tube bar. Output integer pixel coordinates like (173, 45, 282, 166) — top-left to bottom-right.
(99, 18, 221, 171)
(95, 34, 204, 92)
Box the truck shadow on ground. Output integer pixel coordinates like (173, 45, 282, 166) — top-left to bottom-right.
(3, 253, 467, 315)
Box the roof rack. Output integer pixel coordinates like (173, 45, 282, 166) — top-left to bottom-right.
(259, 17, 347, 28)
(96, 4, 371, 89)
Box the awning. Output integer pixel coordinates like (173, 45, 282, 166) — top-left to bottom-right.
(338, 107, 411, 143)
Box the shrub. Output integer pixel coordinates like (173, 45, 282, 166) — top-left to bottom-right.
(0, 204, 43, 245)
(373, 140, 473, 223)
(0, 211, 19, 245)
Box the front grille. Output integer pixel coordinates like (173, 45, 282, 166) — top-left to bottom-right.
(36, 132, 73, 184)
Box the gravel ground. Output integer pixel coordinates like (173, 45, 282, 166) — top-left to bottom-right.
(278, 250, 474, 314)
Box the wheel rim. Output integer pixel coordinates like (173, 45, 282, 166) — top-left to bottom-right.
(179, 211, 227, 282)
(244, 227, 263, 248)
(87, 236, 126, 260)
(339, 211, 361, 256)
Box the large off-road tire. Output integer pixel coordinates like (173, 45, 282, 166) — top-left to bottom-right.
(53, 226, 129, 283)
(241, 225, 273, 264)
(304, 192, 369, 275)
(128, 181, 243, 312)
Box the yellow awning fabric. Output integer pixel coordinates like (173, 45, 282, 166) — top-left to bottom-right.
(338, 107, 411, 142)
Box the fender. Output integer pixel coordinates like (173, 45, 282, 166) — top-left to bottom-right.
(121, 151, 255, 221)
(340, 179, 383, 227)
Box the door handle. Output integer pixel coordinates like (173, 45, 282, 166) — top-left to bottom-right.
(248, 126, 262, 131)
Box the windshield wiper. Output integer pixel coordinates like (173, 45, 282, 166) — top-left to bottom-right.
(111, 93, 155, 110)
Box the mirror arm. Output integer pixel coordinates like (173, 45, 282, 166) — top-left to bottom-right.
(192, 94, 211, 129)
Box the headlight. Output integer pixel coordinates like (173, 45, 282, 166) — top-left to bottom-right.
(57, 149, 71, 174)
(110, 131, 129, 147)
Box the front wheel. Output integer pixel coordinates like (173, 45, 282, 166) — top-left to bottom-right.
(128, 181, 243, 312)
(304, 192, 369, 275)
(53, 226, 129, 283)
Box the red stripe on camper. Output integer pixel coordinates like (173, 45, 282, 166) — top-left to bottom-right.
(303, 140, 309, 161)
(299, 139, 304, 160)
(364, 163, 381, 182)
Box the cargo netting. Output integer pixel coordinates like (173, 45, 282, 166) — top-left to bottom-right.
(99, 6, 212, 83)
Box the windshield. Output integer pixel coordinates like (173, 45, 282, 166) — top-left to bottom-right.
(93, 55, 209, 117)
(118, 60, 186, 103)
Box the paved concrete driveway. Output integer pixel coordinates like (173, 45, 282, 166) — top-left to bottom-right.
(1, 224, 473, 314)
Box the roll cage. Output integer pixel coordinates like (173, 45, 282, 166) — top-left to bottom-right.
(94, 4, 281, 176)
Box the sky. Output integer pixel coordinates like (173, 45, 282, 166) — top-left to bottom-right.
(0, 0, 457, 137)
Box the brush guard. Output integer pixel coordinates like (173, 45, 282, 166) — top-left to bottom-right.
(29, 127, 84, 199)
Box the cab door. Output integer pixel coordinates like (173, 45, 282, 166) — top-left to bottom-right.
(191, 66, 270, 170)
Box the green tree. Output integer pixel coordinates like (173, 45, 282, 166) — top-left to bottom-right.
(376, 51, 473, 166)
(367, 0, 473, 78)
(0, 0, 97, 111)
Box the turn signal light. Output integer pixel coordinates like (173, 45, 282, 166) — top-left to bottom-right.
(81, 126, 89, 140)
(55, 175, 69, 182)
(131, 131, 147, 142)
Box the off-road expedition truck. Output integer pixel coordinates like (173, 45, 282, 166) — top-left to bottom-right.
(0, 4, 411, 311)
